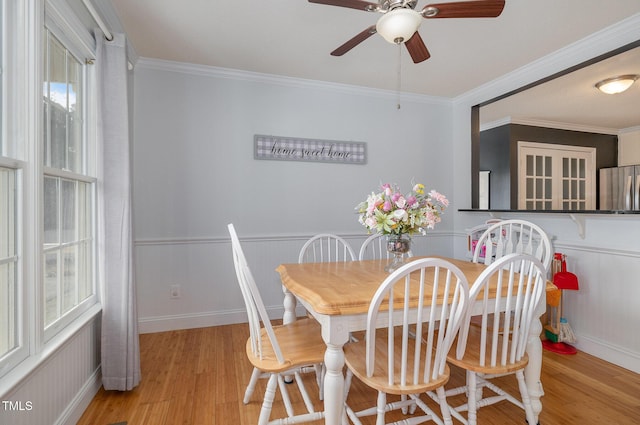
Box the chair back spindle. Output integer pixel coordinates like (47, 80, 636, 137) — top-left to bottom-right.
(299, 233, 356, 263)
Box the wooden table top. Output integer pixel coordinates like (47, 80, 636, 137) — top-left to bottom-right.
(276, 257, 497, 316)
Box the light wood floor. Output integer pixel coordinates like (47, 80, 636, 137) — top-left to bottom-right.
(77, 324, 640, 425)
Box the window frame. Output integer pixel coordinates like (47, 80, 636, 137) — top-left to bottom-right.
(41, 14, 98, 343)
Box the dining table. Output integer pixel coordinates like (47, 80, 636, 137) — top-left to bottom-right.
(276, 256, 551, 425)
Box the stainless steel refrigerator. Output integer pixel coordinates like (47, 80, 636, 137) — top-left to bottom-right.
(599, 165, 640, 210)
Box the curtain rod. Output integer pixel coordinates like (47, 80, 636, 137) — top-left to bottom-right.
(82, 0, 113, 41)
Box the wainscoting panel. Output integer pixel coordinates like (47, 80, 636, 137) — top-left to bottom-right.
(555, 244, 640, 373)
(0, 317, 102, 425)
(134, 231, 454, 333)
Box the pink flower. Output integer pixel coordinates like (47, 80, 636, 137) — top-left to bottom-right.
(365, 216, 377, 228)
(383, 200, 392, 211)
(429, 190, 449, 207)
(406, 196, 417, 206)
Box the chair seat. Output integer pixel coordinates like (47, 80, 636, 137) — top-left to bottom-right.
(345, 328, 451, 395)
(246, 317, 326, 373)
(447, 326, 529, 375)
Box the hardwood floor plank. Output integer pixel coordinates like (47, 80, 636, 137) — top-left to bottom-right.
(76, 324, 640, 425)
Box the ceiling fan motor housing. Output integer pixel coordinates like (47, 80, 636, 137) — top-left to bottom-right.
(381, 0, 419, 12)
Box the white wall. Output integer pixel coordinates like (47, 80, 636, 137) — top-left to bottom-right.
(452, 14, 640, 373)
(132, 60, 455, 332)
(618, 127, 640, 165)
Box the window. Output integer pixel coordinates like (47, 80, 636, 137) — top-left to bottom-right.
(42, 28, 95, 334)
(0, 0, 100, 383)
(518, 141, 596, 210)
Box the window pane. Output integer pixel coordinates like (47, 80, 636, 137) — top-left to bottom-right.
(535, 178, 543, 197)
(0, 263, 17, 357)
(43, 178, 93, 328)
(43, 30, 84, 173)
(0, 168, 17, 358)
(49, 37, 67, 169)
(62, 246, 76, 314)
(44, 252, 59, 327)
(68, 57, 82, 172)
(61, 179, 76, 243)
(544, 178, 552, 198)
(526, 155, 533, 175)
(44, 176, 59, 245)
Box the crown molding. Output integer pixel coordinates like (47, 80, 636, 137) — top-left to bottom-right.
(136, 57, 451, 106)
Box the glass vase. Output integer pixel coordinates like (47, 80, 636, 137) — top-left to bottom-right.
(385, 233, 411, 273)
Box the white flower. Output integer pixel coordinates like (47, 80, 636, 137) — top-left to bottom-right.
(392, 209, 408, 222)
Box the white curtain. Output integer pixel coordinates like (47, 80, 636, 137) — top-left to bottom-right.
(96, 32, 141, 391)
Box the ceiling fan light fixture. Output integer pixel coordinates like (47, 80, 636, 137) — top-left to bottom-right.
(595, 74, 639, 94)
(376, 8, 422, 44)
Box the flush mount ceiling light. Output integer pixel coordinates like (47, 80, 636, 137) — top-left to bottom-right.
(595, 74, 639, 94)
(376, 8, 423, 44)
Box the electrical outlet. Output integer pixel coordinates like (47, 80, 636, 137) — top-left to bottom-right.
(170, 284, 181, 299)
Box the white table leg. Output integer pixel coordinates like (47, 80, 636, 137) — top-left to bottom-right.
(322, 323, 350, 425)
(282, 286, 298, 384)
(525, 317, 544, 425)
(282, 285, 297, 325)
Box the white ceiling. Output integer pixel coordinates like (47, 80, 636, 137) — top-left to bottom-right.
(106, 0, 640, 130)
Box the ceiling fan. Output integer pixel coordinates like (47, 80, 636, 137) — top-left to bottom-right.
(309, 0, 505, 63)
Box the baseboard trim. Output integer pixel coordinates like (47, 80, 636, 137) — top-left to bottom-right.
(575, 334, 640, 374)
(137, 305, 306, 334)
(56, 367, 102, 425)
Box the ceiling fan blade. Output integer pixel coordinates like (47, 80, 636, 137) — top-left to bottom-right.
(331, 26, 377, 56)
(422, 0, 505, 18)
(405, 32, 430, 63)
(308, 0, 379, 12)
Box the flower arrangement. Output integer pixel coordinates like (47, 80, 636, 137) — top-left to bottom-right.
(356, 182, 449, 236)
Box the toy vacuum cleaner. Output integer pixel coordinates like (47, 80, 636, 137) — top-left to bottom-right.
(543, 253, 579, 355)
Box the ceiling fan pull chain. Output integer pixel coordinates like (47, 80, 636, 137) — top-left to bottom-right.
(396, 43, 401, 109)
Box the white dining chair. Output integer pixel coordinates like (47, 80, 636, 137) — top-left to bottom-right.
(471, 219, 552, 272)
(228, 224, 326, 425)
(358, 232, 414, 261)
(298, 233, 356, 263)
(445, 253, 547, 425)
(343, 257, 470, 425)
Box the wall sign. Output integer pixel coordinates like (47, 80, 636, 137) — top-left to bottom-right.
(254, 134, 367, 165)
